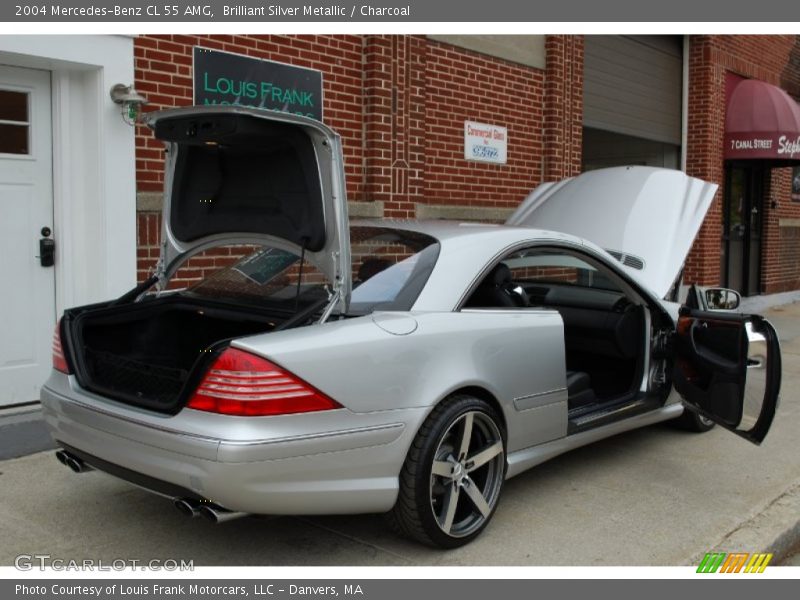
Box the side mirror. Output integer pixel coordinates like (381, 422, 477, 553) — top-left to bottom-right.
(704, 287, 741, 311)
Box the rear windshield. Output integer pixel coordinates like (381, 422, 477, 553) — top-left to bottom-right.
(349, 226, 440, 315)
(182, 226, 440, 316)
(183, 245, 329, 311)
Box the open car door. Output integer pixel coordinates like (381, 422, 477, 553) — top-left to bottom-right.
(673, 307, 781, 444)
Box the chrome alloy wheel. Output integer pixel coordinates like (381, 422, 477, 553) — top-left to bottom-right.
(698, 414, 714, 427)
(429, 410, 505, 538)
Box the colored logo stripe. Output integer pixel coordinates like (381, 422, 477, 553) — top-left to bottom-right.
(744, 553, 773, 573)
(697, 553, 726, 573)
(696, 552, 773, 573)
(720, 553, 749, 573)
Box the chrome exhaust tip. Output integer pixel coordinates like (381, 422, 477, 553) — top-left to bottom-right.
(65, 456, 85, 473)
(173, 498, 201, 518)
(55, 450, 93, 473)
(198, 504, 248, 524)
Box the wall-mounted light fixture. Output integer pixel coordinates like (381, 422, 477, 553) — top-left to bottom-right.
(109, 84, 149, 126)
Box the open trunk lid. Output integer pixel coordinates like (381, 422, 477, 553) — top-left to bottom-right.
(506, 166, 718, 298)
(144, 106, 351, 313)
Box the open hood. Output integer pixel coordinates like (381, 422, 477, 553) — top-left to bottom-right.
(144, 106, 351, 312)
(506, 166, 718, 298)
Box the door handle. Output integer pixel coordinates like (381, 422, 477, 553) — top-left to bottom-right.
(38, 226, 55, 267)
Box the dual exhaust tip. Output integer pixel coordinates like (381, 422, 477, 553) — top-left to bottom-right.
(55, 449, 246, 524)
(173, 498, 247, 523)
(55, 449, 92, 474)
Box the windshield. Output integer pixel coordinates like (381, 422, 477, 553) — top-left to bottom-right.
(182, 226, 440, 316)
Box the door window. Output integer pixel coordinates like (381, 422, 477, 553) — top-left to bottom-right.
(504, 248, 622, 294)
(465, 247, 624, 309)
(0, 89, 30, 155)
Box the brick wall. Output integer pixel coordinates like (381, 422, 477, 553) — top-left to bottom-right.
(684, 35, 800, 293)
(543, 35, 584, 181)
(421, 39, 545, 210)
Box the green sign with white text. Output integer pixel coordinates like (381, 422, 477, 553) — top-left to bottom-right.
(193, 47, 323, 121)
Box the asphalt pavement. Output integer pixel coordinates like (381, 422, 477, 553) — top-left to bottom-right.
(0, 407, 55, 460)
(0, 303, 798, 566)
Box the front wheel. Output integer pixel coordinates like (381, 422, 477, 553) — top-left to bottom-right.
(387, 395, 506, 548)
(674, 407, 716, 432)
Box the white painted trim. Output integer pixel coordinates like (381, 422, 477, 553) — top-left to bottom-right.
(0, 36, 137, 314)
(51, 70, 72, 318)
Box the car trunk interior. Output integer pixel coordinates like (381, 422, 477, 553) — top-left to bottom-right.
(65, 296, 283, 413)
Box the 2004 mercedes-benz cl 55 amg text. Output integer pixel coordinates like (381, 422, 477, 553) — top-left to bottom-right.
(42, 106, 781, 548)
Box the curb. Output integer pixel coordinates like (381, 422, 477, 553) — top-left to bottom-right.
(687, 480, 800, 566)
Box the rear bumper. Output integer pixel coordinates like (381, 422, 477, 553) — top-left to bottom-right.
(41, 372, 427, 515)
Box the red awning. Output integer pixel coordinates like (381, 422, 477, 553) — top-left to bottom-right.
(724, 79, 800, 161)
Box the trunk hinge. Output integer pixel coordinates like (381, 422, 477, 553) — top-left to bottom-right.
(318, 250, 347, 324)
(318, 289, 341, 324)
(152, 240, 169, 291)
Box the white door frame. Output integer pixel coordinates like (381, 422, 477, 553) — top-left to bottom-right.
(0, 35, 137, 315)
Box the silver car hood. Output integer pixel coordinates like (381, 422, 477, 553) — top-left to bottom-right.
(144, 105, 351, 313)
(506, 166, 718, 298)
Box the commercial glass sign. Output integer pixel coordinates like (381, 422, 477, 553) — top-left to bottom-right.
(193, 47, 323, 121)
(464, 121, 508, 164)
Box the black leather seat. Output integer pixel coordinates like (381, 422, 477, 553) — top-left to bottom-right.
(468, 263, 527, 307)
(566, 370, 595, 410)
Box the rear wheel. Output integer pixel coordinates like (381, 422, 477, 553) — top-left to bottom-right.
(387, 395, 506, 548)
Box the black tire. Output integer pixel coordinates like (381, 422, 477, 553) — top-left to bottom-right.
(674, 407, 716, 432)
(386, 395, 506, 548)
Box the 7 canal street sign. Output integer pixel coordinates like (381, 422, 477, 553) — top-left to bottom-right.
(724, 133, 800, 160)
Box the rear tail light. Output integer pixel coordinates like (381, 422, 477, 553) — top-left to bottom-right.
(187, 348, 342, 417)
(52, 320, 71, 374)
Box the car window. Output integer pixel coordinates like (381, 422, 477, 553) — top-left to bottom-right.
(505, 248, 622, 293)
(177, 227, 440, 316)
(182, 245, 329, 310)
(465, 246, 625, 310)
(349, 226, 440, 315)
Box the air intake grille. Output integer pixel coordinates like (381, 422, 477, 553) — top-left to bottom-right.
(606, 250, 645, 270)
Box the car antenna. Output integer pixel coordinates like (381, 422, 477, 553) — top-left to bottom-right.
(294, 237, 309, 312)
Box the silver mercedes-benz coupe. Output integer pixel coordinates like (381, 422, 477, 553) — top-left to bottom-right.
(42, 106, 781, 548)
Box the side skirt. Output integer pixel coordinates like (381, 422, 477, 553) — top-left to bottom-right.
(505, 403, 683, 479)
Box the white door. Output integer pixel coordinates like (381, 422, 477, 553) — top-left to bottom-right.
(0, 65, 54, 406)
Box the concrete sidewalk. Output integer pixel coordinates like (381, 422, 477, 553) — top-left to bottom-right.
(0, 304, 798, 566)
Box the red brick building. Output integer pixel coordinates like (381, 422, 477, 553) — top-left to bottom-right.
(133, 34, 800, 296)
